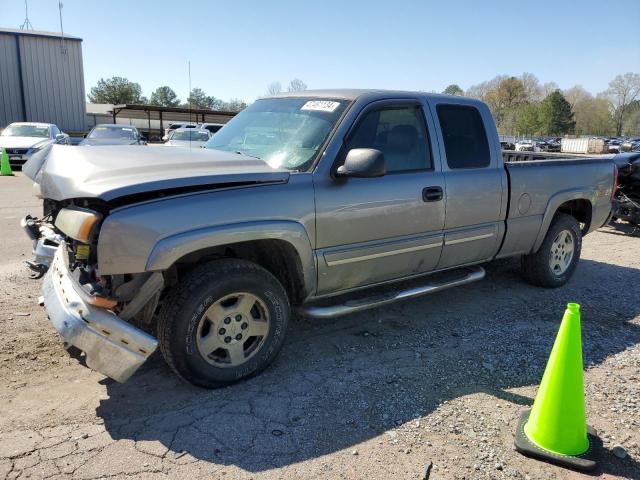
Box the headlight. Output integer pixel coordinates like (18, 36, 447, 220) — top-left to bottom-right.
(29, 144, 46, 154)
(55, 207, 102, 243)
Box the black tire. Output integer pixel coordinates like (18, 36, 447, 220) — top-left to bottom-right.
(157, 258, 290, 388)
(520, 213, 582, 288)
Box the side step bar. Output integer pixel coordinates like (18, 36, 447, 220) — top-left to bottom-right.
(300, 266, 485, 319)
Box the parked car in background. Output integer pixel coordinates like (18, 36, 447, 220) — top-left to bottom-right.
(622, 138, 640, 152)
(0, 122, 69, 168)
(200, 123, 225, 135)
(22, 89, 616, 387)
(80, 124, 146, 146)
(163, 122, 199, 140)
(515, 139, 534, 151)
(164, 128, 211, 148)
(500, 141, 515, 150)
(607, 138, 622, 153)
(545, 138, 561, 152)
(533, 139, 549, 152)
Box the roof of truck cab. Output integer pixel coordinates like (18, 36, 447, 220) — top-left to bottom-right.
(269, 89, 470, 101)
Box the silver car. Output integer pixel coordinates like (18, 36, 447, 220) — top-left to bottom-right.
(0, 122, 69, 168)
(164, 128, 211, 148)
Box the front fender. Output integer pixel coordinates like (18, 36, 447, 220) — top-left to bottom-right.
(145, 220, 317, 297)
(531, 188, 593, 252)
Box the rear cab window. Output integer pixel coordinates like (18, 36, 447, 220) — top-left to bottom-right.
(436, 104, 490, 169)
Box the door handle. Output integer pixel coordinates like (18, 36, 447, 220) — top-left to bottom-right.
(422, 186, 443, 202)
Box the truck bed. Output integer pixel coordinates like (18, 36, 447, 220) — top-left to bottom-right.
(502, 150, 608, 163)
(497, 156, 615, 259)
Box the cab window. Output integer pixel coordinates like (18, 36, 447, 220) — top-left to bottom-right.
(346, 105, 432, 173)
(436, 104, 490, 169)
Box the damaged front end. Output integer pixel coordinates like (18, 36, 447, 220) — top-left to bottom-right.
(21, 214, 63, 278)
(24, 200, 163, 382)
(45, 243, 159, 382)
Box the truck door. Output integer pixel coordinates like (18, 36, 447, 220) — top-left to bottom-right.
(313, 99, 446, 295)
(428, 100, 507, 269)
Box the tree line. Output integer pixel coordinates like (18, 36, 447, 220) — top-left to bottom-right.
(87, 73, 639, 136)
(443, 72, 640, 137)
(87, 77, 248, 112)
(87, 77, 308, 113)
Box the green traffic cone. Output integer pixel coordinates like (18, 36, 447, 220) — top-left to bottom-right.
(514, 303, 600, 471)
(1, 148, 14, 176)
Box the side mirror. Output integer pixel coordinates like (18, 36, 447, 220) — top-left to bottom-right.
(55, 133, 65, 142)
(335, 148, 385, 178)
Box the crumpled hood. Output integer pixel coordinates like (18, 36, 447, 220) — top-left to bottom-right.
(0, 136, 50, 149)
(23, 144, 290, 202)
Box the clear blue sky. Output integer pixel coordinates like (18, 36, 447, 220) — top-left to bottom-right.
(2, 0, 639, 104)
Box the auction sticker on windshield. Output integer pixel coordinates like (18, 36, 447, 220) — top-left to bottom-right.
(300, 100, 341, 113)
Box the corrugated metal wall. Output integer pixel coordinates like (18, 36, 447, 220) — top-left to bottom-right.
(0, 34, 24, 127)
(0, 31, 86, 132)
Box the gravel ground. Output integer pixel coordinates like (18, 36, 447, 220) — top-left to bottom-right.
(0, 173, 639, 480)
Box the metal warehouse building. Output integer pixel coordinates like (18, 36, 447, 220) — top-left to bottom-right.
(0, 28, 86, 132)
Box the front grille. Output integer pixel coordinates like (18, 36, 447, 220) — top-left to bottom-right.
(6, 148, 29, 155)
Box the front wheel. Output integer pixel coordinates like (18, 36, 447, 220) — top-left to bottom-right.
(157, 258, 290, 388)
(520, 213, 582, 288)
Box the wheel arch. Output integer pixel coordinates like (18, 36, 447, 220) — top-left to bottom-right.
(146, 221, 316, 303)
(532, 190, 593, 253)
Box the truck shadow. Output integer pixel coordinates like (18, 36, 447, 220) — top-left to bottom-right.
(96, 257, 640, 476)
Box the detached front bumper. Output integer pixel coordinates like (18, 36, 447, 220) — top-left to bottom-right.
(21, 215, 63, 277)
(43, 244, 158, 382)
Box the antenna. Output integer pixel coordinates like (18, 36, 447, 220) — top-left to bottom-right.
(20, 0, 34, 30)
(188, 61, 192, 149)
(58, 1, 67, 55)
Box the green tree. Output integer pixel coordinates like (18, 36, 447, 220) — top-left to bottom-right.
(222, 98, 248, 112)
(149, 86, 180, 107)
(622, 100, 640, 136)
(515, 104, 542, 135)
(88, 77, 144, 104)
(186, 88, 213, 109)
(538, 90, 575, 135)
(442, 84, 464, 96)
(484, 77, 528, 129)
(573, 97, 615, 136)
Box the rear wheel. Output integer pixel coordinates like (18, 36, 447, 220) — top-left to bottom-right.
(521, 213, 582, 288)
(157, 258, 290, 388)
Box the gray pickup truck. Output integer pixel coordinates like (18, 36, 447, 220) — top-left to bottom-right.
(22, 90, 616, 388)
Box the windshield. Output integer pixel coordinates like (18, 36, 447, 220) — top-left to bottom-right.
(2, 124, 50, 138)
(89, 126, 137, 139)
(204, 98, 349, 170)
(171, 130, 210, 141)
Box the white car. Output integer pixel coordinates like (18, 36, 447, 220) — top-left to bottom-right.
(162, 122, 199, 141)
(515, 139, 534, 152)
(0, 122, 69, 168)
(164, 128, 211, 148)
(199, 123, 225, 135)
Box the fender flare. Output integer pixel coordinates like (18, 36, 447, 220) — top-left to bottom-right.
(531, 188, 594, 253)
(145, 220, 317, 297)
